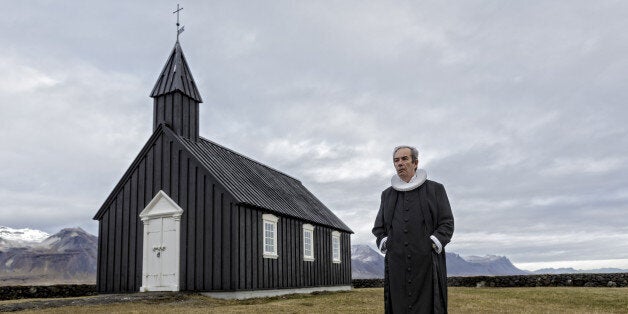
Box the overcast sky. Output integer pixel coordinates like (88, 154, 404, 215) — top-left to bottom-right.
(2, 1, 628, 271)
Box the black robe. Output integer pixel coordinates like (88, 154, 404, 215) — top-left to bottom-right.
(372, 180, 454, 314)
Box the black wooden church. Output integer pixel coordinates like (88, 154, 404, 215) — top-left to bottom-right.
(92, 39, 353, 297)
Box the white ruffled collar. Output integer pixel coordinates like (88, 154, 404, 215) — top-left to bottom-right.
(391, 169, 427, 191)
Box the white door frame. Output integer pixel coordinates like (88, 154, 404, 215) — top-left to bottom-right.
(139, 190, 183, 292)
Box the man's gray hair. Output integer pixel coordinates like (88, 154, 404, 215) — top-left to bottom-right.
(393, 145, 419, 162)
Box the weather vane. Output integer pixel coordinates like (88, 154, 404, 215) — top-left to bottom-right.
(174, 4, 185, 42)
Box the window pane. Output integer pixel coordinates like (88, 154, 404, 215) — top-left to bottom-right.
(304, 230, 314, 258)
(333, 236, 340, 260)
(264, 221, 276, 255)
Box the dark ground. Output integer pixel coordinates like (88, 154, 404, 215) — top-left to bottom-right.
(0, 292, 188, 312)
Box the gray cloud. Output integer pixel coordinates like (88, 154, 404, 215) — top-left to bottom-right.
(2, 1, 628, 267)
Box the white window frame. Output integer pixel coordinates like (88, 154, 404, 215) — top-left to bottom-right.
(262, 214, 279, 259)
(332, 231, 341, 263)
(303, 224, 315, 261)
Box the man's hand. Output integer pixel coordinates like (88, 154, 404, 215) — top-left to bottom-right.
(379, 237, 388, 254)
(430, 235, 442, 254)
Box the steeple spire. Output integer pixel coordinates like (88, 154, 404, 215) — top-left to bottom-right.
(150, 6, 203, 141)
(151, 43, 203, 142)
(173, 4, 184, 43)
(150, 42, 202, 102)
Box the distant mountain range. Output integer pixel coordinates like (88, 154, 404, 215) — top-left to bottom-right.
(0, 226, 97, 285)
(447, 252, 528, 276)
(2, 226, 627, 285)
(351, 244, 527, 278)
(350, 244, 628, 278)
(531, 267, 628, 274)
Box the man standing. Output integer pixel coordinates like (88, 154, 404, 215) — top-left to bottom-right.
(372, 146, 454, 313)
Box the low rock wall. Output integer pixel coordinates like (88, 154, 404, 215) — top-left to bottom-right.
(352, 279, 385, 288)
(353, 273, 628, 288)
(0, 284, 97, 300)
(3, 275, 627, 301)
(447, 273, 628, 288)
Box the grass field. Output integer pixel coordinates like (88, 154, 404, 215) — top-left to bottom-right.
(10, 287, 628, 313)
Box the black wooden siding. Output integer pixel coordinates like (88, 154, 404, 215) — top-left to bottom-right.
(96, 130, 352, 293)
(153, 92, 199, 141)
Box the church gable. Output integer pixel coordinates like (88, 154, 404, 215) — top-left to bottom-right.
(93, 124, 237, 221)
(93, 124, 167, 220)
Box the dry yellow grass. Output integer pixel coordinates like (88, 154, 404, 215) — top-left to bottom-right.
(12, 287, 628, 313)
(451, 287, 628, 313)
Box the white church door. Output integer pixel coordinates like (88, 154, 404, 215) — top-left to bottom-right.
(144, 216, 179, 289)
(139, 190, 183, 292)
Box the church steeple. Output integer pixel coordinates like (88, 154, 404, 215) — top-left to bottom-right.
(150, 41, 203, 141)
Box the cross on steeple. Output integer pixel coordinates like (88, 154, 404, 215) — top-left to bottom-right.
(173, 4, 184, 42)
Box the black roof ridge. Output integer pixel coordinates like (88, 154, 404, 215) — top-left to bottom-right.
(193, 135, 301, 183)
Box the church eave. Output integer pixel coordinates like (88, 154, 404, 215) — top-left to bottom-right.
(237, 201, 354, 234)
(151, 89, 202, 103)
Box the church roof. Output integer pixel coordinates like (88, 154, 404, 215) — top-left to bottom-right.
(93, 124, 352, 233)
(150, 42, 203, 103)
(174, 131, 353, 233)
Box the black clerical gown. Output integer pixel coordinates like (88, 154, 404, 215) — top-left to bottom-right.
(373, 180, 454, 314)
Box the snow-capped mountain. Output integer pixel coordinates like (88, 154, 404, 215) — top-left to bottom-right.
(39, 228, 97, 253)
(351, 244, 385, 279)
(0, 227, 97, 285)
(0, 226, 50, 248)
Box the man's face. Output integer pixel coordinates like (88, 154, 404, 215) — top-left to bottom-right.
(393, 148, 418, 181)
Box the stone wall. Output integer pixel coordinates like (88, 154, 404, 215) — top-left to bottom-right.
(2, 274, 627, 301)
(447, 273, 628, 288)
(352, 278, 385, 288)
(353, 273, 628, 288)
(0, 284, 97, 300)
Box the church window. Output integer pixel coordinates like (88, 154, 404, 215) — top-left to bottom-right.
(332, 231, 341, 263)
(303, 224, 315, 261)
(262, 214, 279, 259)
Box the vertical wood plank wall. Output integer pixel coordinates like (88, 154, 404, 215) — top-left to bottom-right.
(96, 132, 352, 293)
(153, 93, 199, 141)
